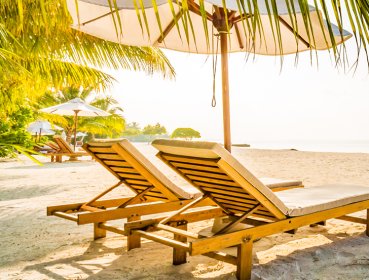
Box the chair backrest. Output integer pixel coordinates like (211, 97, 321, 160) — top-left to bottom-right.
(45, 141, 60, 151)
(83, 139, 194, 202)
(53, 136, 75, 153)
(152, 139, 289, 220)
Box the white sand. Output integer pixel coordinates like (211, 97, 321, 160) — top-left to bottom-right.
(1, 144, 369, 279)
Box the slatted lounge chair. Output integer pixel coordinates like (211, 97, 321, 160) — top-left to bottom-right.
(123, 139, 369, 280)
(50, 135, 88, 162)
(47, 139, 303, 251)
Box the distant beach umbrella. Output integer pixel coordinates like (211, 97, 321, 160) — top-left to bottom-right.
(27, 120, 64, 141)
(40, 98, 110, 151)
(74, 132, 88, 137)
(67, 0, 352, 152)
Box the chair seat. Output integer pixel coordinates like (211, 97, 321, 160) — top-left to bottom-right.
(276, 184, 369, 216)
(259, 177, 303, 189)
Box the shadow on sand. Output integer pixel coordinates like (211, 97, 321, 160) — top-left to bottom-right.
(6, 160, 95, 170)
(24, 226, 369, 280)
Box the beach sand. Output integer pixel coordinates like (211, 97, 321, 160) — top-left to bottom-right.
(1, 144, 369, 279)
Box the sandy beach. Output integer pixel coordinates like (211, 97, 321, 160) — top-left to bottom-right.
(1, 143, 369, 279)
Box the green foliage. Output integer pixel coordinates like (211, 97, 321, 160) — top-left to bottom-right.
(0, 107, 35, 158)
(122, 122, 142, 136)
(0, 0, 174, 161)
(171, 128, 201, 140)
(0, 0, 174, 93)
(36, 87, 125, 142)
(142, 123, 167, 135)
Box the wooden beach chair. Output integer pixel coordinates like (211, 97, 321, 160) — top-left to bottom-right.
(122, 139, 369, 280)
(50, 135, 88, 162)
(47, 139, 303, 251)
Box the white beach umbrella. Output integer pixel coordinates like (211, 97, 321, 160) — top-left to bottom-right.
(40, 97, 110, 150)
(67, 0, 352, 151)
(27, 120, 64, 141)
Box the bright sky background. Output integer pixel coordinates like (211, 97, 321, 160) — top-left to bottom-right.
(106, 39, 369, 144)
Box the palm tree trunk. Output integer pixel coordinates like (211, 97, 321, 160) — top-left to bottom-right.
(66, 132, 72, 144)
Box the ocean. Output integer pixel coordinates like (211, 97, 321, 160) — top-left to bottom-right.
(238, 140, 369, 154)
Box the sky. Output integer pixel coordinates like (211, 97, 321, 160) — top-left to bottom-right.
(106, 40, 369, 144)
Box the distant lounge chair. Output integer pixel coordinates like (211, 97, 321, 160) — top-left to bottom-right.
(122, 139, 369, 280)
(47, 139, 303, 252)
(49, 135, 88, 162)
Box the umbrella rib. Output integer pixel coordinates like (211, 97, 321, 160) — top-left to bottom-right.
(278, 16, 311, 48)
(81, 9, 122, 26)
(187, 0, 213, 21)
(156, 9, 185, 44)
(234, 23, 244, 49)
(233, 13, 254, 23)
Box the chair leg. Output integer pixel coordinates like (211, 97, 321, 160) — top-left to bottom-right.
(127, 215, 141, 250)
(236, 238, 253, 280)
(94, 223, 106, 240)
(366, 209, 369, 236)
(173, 222, 187, 265)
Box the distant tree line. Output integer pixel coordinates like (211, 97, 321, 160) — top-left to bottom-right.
(122, 122, 201, 141)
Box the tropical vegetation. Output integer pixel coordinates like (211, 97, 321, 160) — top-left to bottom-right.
(0, 0, 174, 158)
(142, 123, 167, 136)
(171, 128, 201, 140)
(36, 87, 125, 143)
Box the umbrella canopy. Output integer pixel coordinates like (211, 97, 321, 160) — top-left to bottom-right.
(67, 0, 352, 151)
(74, 132, 88, 137)
(40, 97, 111, 117)
(27, 120, 64, 136)
(40, 97, 110, 150)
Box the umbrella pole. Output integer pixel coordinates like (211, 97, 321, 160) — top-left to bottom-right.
(220, 32, 231, 152)
(73, 111, 79, 151)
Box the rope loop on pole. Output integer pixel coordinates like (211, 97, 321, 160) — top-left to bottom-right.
(211, 28, 220, 108)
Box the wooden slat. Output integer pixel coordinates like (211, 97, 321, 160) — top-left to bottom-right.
(133, 230, 190, 251)
(88, 147, 115, 154)
(103, 160, 132, 168)
(179, 169, 231, 180)
(187, 175, 239, 186)
(95, 153, 123, 160)
(110, 166, 137, 174)
(171, 162, 224, 173)
(200, 186, 252, 199)
(217, 159, 286, 220)
(211, 193, 257, 204)
(215, 197, 259, 208)
(117, 173, 146, 180)
(221, 203, 253, 213)
(126, 179, 152, 186)
(196, 181, 248, 193)
(113, 145, 179, 201)
(162, 154, 219, 167)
